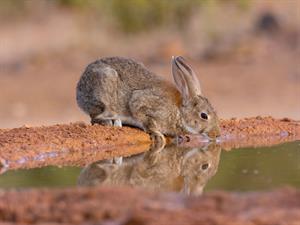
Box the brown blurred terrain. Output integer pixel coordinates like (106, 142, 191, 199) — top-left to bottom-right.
(0, 117, 299, 172)
(0, 0, 299, 129)
(1, 186, 300, 225)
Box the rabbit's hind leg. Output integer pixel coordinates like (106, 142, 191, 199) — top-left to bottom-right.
(90, 109, 115, 126)
(91, 117, 113, 126)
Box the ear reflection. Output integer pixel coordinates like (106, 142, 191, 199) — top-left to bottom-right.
(78, 142, 221, 196)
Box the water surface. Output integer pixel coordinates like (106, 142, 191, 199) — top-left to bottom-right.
(0, 141, 299, 193)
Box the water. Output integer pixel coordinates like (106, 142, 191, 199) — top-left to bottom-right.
(0, 166, 81, 188)
(0, 141, 299, 194)
(206, 141, 300, 191)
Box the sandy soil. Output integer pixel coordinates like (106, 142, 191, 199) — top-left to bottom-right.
(0, 186, 299, 225)
(0, 1, 299, 129)
(0, 117, 299, 172)
(0, 122, 150, 172)
(219, 116, 300, 150)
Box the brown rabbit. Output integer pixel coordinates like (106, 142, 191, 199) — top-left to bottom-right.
(76, 56, 220, 144)
(78, 143, 221, 196)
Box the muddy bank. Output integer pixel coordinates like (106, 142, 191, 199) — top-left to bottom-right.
(0, 117, 299, 171)
(0, 123, 150, 171)
(0, 117, 299, 224)
(219, 116, 300, 150)
(180, 116, 300, 149)
(220, 116, 299, 137)
(0, 186, 299, 225)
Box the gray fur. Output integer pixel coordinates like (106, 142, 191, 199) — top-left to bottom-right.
(76, 56, 220, 140)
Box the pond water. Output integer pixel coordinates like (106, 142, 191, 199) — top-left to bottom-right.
(0, 141, 299, 194)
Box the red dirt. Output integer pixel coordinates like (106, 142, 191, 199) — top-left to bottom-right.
(220, 116, 300, 137)
(0, 122, 150, 171)
(219, 116, 300, 150)
(0, 186, 299, 225)
(0, 117, 299, 171)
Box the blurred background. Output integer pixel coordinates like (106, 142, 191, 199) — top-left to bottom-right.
(0, 0, 299, 128)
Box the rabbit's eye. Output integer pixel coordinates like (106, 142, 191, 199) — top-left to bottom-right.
(200, 112, 208, 120)
(201, 163, 209, 170)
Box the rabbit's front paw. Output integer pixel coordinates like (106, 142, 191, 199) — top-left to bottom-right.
(150, 131, 166, 152)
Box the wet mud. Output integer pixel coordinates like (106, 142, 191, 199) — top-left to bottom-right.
(219, 116, 300, 149)
(0, 122, 150, 172)
(0, 186, 299, 225)
(220, 116, 299, 138)
(0, 119, 299, 224)
(0, 117, 299, 171)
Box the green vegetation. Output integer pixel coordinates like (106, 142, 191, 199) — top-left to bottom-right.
(103, 0, 203, 32)
(58, 0, 250, 32)
(0, 0, 250, 33)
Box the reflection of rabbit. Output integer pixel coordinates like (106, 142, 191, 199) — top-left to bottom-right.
(78, 143, 221, 196)
(76, 56, 220, 144)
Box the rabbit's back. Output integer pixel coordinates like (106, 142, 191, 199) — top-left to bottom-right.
(99, 57, 181, 104)
(100, 57, 158, 88)
(77, 57, 180, 117)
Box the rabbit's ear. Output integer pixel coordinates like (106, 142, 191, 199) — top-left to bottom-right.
(171, 56, 202, 101)
(172, 56, 189, 101)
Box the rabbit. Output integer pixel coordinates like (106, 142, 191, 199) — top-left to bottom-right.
(76, 56, 220, 145)
(78, 143, 221, 196)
